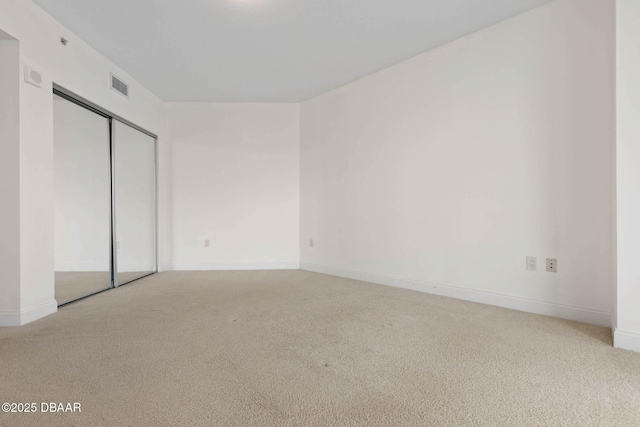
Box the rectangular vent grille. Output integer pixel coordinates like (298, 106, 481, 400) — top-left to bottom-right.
(111, 74, 129, 98)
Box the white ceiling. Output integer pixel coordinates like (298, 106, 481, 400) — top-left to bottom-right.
(32, 0, 553, 102)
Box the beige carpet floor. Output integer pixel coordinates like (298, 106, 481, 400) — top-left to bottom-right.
(2, 270, 639, 426)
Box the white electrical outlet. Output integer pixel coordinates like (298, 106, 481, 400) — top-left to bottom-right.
(310, 239, 314, 248)
(204, 239, 210, 248)
(117, 241, 120, 250)
(526, 256, 537, 271)
(546, 258, 557, 273)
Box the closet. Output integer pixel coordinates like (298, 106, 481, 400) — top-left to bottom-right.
(53, 88, 157, 305)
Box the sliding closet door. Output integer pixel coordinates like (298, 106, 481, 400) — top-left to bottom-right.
(53, 94, 112, 304)
(114, 120, 157, 285)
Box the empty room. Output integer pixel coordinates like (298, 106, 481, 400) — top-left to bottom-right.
(1, 0, 639, 425)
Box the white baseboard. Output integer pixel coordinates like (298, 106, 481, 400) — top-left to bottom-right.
(0, 299, 57, 327)
(614, 329, 640, 353)
(162, 261, 300, 271)
(300, 262, 611, 328)
(0, 310, 22, 327)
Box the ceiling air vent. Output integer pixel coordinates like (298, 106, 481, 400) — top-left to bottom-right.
(110, 73, 129, 98)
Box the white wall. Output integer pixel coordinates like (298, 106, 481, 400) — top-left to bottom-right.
(165, 103, 300, 270)
(0, 0, 165, 324)
(615, 0, 640, 351)
(300, 0, 615, 327)
(0, 32, 21, 320)
(53, 95, 111, 272)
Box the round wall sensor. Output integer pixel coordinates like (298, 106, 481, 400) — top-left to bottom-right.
(23, 66, 43, 88)
(30, 70, 42, 85)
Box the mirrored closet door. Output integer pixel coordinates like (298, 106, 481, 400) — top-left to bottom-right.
(53, 88, 157, 305)
(53, 94, 112, 304)
(114, 121, 157, 285)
